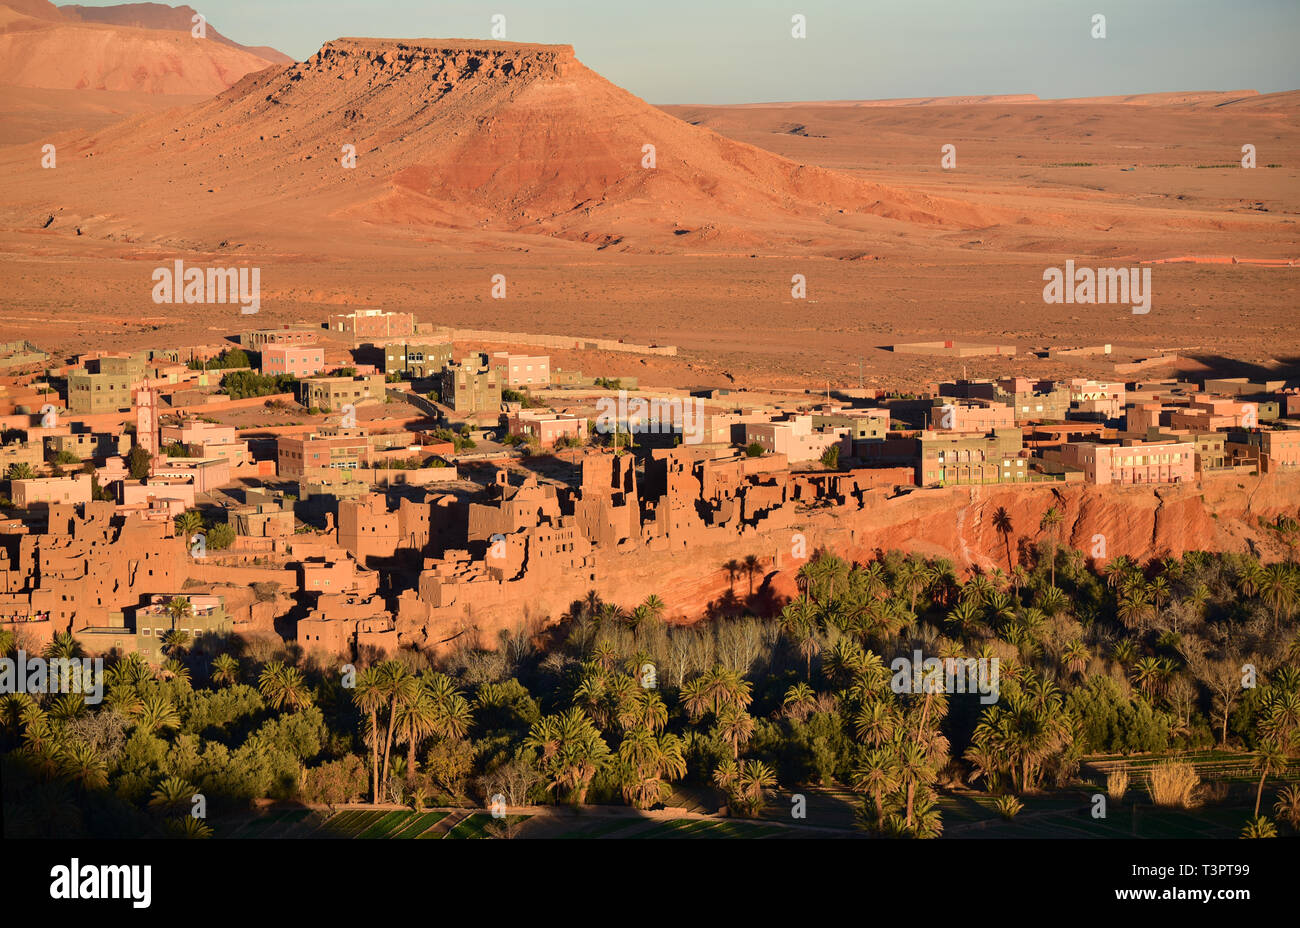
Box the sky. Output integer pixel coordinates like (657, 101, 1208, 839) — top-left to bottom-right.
(68, 0, 1300, 104)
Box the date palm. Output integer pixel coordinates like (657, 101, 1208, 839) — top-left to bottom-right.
(782, 682, 817, 722)
(174, 509, 203, 541)
(351, 665, 386, 803)
(133, 691, 180, 734)
(618, 728, 686, 809)
(896, 740, 936, 828)
(1039, 506, 1063, 589)
(1260, 564, 1298, 632)
(60, 741, 108, 791)
(149, 776, 196, 817)
(1272, 784, 1300, 829)
(210, 653, 240, 687)
(258, 660, 312, 712)
(713, 704, 755, 759)
(395, 687, 439, 783)
(378, 663, 417, 786)
(42, 630, 84, 660)
(1062, 639, 1090, 678)
(991, 506, 1015, 577)
(853, 748, 900, 831)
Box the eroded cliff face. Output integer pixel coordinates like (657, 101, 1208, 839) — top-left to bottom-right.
(409, 471, 1300, 650)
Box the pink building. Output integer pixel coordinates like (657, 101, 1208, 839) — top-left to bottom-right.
(491, 352, 551, 388)
(745, 416, 850, 463)
(12, 475, 93, 507)
(1068, 379, 1126, 419)
(1059, 441, 1194, 485)
(263, 344, 326, 378)
(507, 410, 586, 447)
(160, 420, 250, 465)
(118, 478, 195, 517)
(932, 401, 1015, 432)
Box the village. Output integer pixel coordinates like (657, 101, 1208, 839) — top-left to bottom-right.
(0, 310, 1297, 666)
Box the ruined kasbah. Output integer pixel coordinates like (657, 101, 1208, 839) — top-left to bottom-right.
(2, 328, 1299, 664)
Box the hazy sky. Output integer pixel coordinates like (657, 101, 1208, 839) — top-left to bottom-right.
(70, 0, 1300, 103)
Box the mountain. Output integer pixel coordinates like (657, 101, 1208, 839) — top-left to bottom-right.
(0, 37, 1010, 254)
(0, 1, 287, 95)
(60, 3, 292, 64)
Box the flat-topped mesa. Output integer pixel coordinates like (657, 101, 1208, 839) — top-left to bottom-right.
(304, 37, 576, 83)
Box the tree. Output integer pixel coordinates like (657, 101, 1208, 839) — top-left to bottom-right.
(525, 708, 611, 805)
(618, 729, 686, 810)
(210, 654, 240, 687)
(352, 666, 386, 803)
(1260, 564, 1298, 633)
(257, 660, 313, 712)
(853, 748, 900, 831)
(126, 446, 152, 480)
(205, 522, 235, 551)
(377, 663, 416, 788)
(394, 687, 439, 784)
(712, 704, 755, 759)
(992, 507, 1015, 576)
(5, 462, 36, 481)
(175, 510, 203, 541)
(1039, 506, 1063, 589)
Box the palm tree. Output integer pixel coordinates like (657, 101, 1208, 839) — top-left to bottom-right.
(133, 692, 180, 734)
(258, 660, 312, 712)
(992, 507, 1015, 576)
(149, 777, 196, 816)
(525, 708, 611, 805)
(618, 728, 687, 810)
(377, 663, 416, 787)
(853, 748, 900, 830)
(896, 741, 935, 828)
(210, 653, 240, 687)
(6, 462, 36, 481)
(42, 630, 84, 660)
(160, 628, 191, 659)
(782, 682, 818, 722)
(1272, 784, 1300, 829)
(352, 666, 386, 803)
(1253, 741, 1288, 818)
(1062, 639, 1090, 678)
(60, 741, 108, 791)
(1260, 564, 1298, 632)
(712, 704, 755, 759)
(166, 595, 192, 626)
(1241, 816, 1278, 838)
(1039, 506, 1063, 589)
(395, 687, 439, 783)
(174, 510, 203, 541)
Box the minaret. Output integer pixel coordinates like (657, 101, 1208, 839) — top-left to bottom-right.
(135, 385, 159, 459)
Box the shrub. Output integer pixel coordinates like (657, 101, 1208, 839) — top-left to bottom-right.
(994, 794, 1024, 820)
(1106, 769, 1129, 802)
(1147, 761, 1199, 808)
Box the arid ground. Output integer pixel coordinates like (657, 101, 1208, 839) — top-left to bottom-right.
(0, 14, 1296, 389)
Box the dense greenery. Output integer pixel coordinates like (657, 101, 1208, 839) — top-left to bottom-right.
(3, 535, 1297, 839)
(188, 349, 251, 371)
(219, 370, 296, 400)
